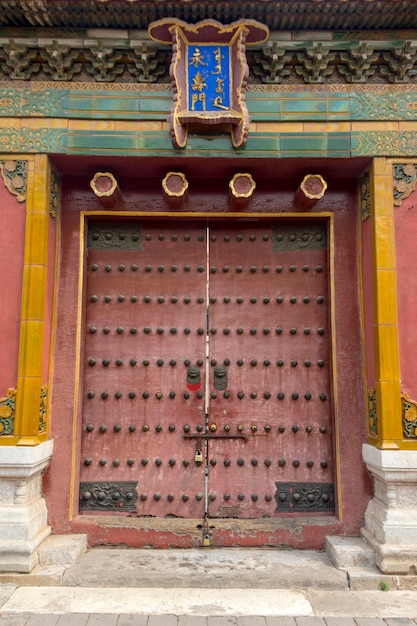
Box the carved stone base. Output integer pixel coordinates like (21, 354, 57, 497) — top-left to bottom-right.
(361, 443, 417, 574)
(0, 440, 53, 573)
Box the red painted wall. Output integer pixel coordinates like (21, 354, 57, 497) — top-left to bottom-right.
(0, 178, 25, 393)
(395, 189, 417, 398)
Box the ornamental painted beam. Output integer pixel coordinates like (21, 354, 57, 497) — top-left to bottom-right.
(148, 18, 269, 149)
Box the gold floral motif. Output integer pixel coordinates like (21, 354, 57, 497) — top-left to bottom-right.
(393, 163, 417, 207)
(0, 388, 16, 436)
(402, 392, 417, 439)
(403, 163, 417, 177)
(3, 160, 17, 172)
(0, 160, 27, 202)
(39, 385, 47, 433)
(0, 405, 12, 418)
(368, 388, 377, 436)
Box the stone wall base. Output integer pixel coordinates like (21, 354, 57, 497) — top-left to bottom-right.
(361, 443, 417, 574)
(0, 440, 53, 573)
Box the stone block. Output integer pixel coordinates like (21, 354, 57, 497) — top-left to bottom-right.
(0, 564, 64, 586)
(325, 536, 376, 569)
(361, 443, 417, 574)
(37, 534, 87, 567)
(347, 566, 397, 591)
(0, 440, 53, 573)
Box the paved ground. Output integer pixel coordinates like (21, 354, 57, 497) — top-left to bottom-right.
(1, 545, 417, 624)
(1, 617, 417, 625)
(1, 587, 417, 624)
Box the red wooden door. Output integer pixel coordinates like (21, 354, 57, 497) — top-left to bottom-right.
(80, 221, 207, 517)
(207, 222, 333, 518)
(79, 219, 334, 520)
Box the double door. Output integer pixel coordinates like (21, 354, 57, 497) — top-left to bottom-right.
(79, 219, 334, 519)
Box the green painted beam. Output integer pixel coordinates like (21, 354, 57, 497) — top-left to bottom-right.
(1, 86, 417, 122)
(1, 125, 416, 158)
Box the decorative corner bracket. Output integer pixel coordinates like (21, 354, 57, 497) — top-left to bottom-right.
(39, 384, 47, 434)
(148, 18, 269, 149)
(0, 160, 27, 202)
(359, 170, 371, 221)
(368, 387, 377, 437)
(0, 388, 17, 436)
(401, 392, 417, 439)
(393, 163, 417, 207)
(50, 167, 61, 218)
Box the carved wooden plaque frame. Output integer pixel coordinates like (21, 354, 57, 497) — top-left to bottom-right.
(148, 18, 269, 149)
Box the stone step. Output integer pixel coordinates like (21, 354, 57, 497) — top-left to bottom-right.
(324, 536, 376, 569)
(61, 547, 349, 589)
(3, 586, 417, 618)
(37, 534, 87, 568)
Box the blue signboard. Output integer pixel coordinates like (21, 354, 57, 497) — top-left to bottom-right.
(187, 45, 231, 113)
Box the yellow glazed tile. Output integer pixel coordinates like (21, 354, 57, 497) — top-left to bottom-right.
(17, 320, 44, 378)
(371, 178, 393, 219)
(327, 122, 351, 132)
(26, 158, 35, 173)
(14, 376, 43, 437)
(302, 122, 327, 132)
(399, 122, 417, 131)
(34, 154, 49, 172)
(22, 119, 66, 130)
(67, 119, 115, 131)
(114, 121, 139, 131)
(138, 121, 164, 131)
(372, 216, 396, 269)
(352, 122, 399, 132)
(375, 324, 400, 382)
(23, 211, 49, 266)
(376, 379, 402, 442)
(303, 122, 350, 132)
(20, 265, 47, 321)
(372, 157, 390, 178)
(374, 269, 398, 325)
(256, 122, 303, 132)
(0, 154, 33, 164)
(0, 118, 22, 129)
(114, 121, 163, 131)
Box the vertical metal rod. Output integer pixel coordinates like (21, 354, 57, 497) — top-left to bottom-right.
(204, 225, 210, 516)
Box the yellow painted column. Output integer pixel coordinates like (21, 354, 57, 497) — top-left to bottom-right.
(14, 155, 51, 445)
(370, 157, 402, 448)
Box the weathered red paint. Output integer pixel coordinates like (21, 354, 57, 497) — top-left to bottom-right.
(45, 156, 372, 547)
